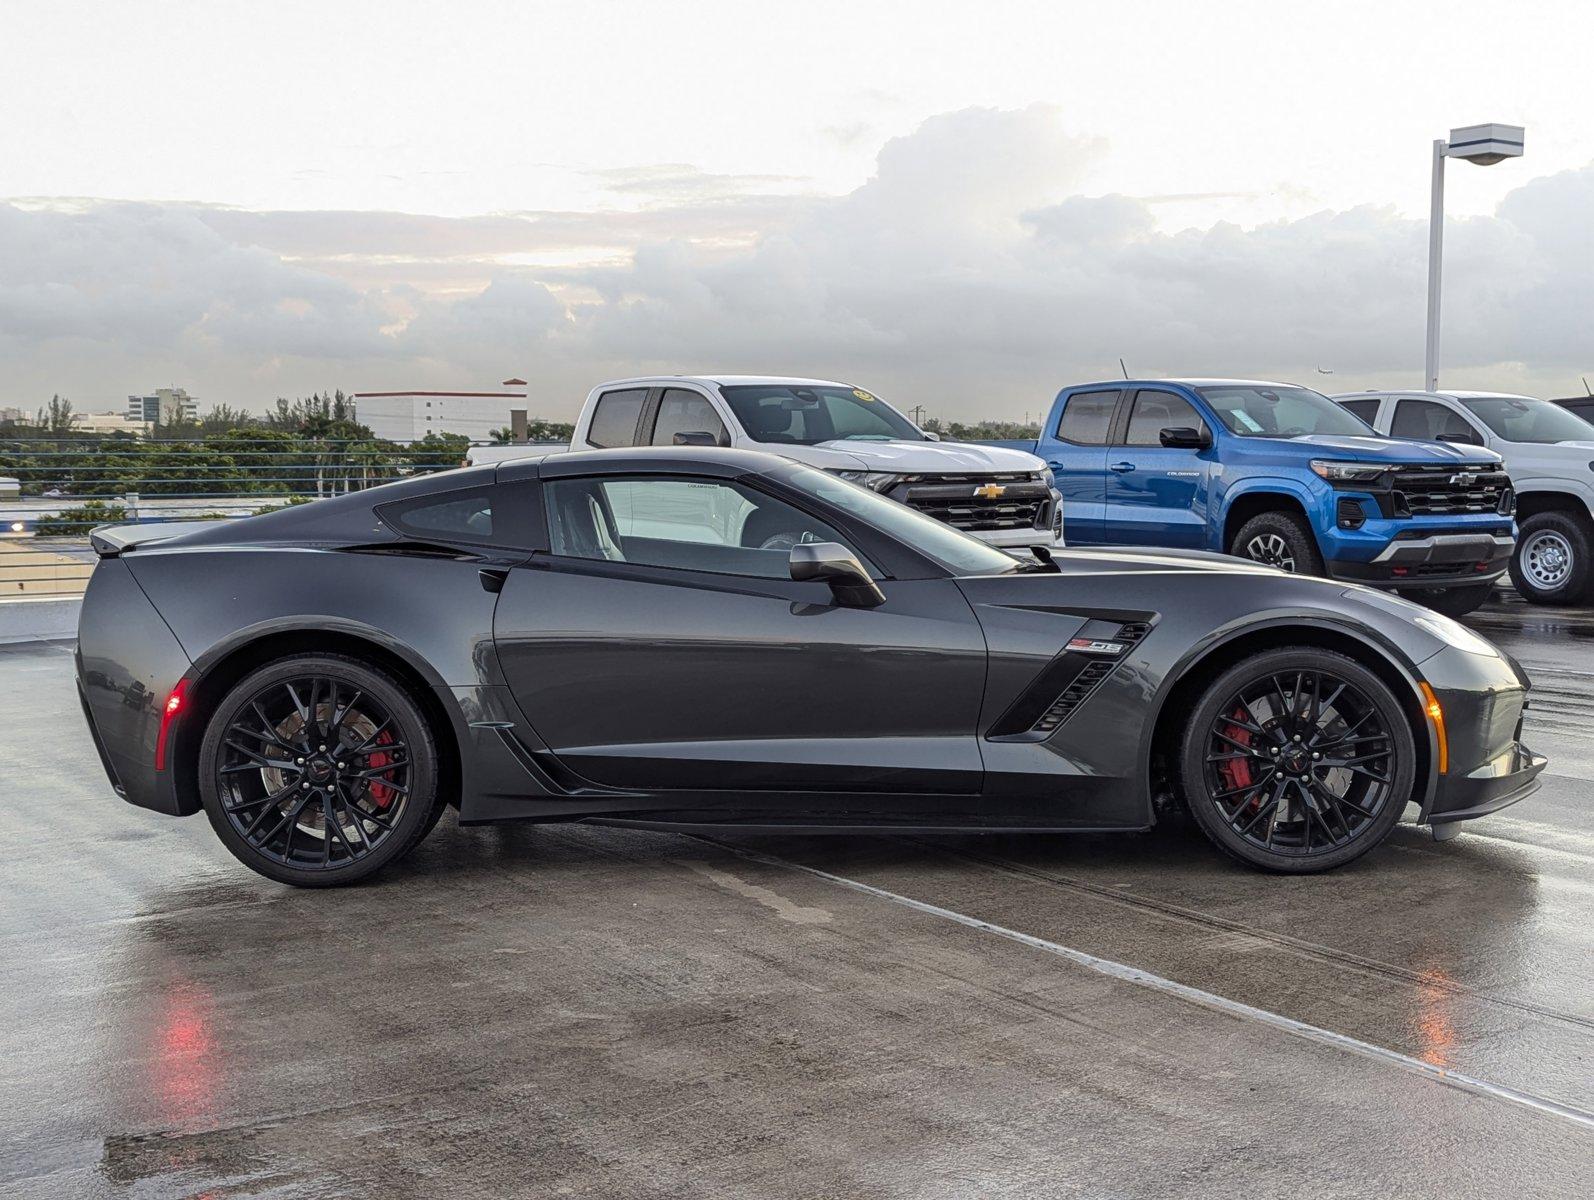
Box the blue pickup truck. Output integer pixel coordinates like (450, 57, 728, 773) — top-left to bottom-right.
(995, 378, 1516, 616)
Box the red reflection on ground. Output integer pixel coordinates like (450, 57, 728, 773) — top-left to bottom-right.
(150, 979, 218, 1123)
(1415, 967, 1457, 1068)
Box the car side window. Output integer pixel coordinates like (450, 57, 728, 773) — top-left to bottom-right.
(650, 389, 728, 447)
(586, 388, 648, 448)
(1056, 390, 1118, 445)
(1391, 399, 1480, 444)
(544, 476, 863, 580)
(1122, 390, 1206, 446)
(379, 487, 495, 544)
(1339, 398, 1381, 425)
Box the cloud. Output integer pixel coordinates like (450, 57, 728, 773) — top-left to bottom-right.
(1, 106, 1591, 415)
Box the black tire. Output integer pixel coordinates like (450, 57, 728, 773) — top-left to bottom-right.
(1415, 582, 1494, 618)
(1231, 510, 1326, 576)
(1178, 647, 1415, 873)
(1509, 511, 1594, 605)
(198, 654, 441, 887)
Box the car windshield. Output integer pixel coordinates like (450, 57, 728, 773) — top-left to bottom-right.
(1198, 385, 1374, 439)
(720, 384, 925, 445)
(1458, 396, 1593, 444)
(782, 465, 1022, 577)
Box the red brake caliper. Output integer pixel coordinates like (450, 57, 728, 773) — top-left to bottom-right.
(364, 730, 397, 809)
(1219, 705, 1256, 806)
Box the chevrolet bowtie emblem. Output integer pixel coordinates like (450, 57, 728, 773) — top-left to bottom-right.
(973, 483, 1006, 500)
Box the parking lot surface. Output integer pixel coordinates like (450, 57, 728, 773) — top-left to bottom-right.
(2, 593, 1591, 1198)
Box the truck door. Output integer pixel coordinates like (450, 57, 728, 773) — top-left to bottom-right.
(1046, 389, 1119, 545)
(1100, 388, 1213, 548)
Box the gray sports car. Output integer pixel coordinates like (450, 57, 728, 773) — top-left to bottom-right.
(76, 447, 1545, 886)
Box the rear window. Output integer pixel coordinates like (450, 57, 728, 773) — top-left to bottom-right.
(1056, 391, 1118, 444)
(586, 389, 647, 448)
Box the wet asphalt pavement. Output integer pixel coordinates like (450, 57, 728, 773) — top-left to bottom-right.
(2, 592, 1592, 1198)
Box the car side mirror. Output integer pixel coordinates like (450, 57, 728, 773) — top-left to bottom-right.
(1436, 432, 1481, 446)
(672, 430, 720, 447)
(922, 430, 941, 441)
(1159, 425, 1211, 449)
(789, 542, 886, 608)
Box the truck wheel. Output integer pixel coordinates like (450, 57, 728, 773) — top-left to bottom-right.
(1415, 583, 1494, 618)
(1231, 511, 1325, 576)
(1510, 512, 1594, 605)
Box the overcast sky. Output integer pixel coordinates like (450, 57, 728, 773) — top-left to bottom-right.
(2, 0, 1591, 420)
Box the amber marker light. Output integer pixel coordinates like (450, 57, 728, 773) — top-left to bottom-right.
(1418, 682, 1448, 775)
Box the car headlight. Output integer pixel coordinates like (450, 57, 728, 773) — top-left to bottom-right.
(1309, 460, 1387, 482)
(1037, 468, 1057, 490)
(1412, 612, 1501, 659)
(829, 470, 901, 492)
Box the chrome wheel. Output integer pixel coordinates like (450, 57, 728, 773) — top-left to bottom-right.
(1245, 533, 1296, 572)
(1203, 669, 1395, 858)
(1522, 530, 1573, 590)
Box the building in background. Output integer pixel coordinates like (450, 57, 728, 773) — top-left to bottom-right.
(126, 387, 199, 426)
(73, 411, 147, 434)
(352, 381, 528, 443)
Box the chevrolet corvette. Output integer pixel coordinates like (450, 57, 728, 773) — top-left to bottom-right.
(76, 447, 1546, 885)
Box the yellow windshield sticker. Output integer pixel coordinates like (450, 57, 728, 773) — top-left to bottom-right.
(852, 389, 875, 402)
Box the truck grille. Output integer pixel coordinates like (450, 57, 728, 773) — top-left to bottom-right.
(888, 473, 1051, 533)
(1390, 464, 1512, 517)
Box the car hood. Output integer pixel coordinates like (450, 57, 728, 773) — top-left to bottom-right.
(783, 439, 1046, 474)
(1252, 434, 1501, 465)
(1042, 545, 1287, 579)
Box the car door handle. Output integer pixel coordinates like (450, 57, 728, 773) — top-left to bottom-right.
(1109, 461, 1136, 473)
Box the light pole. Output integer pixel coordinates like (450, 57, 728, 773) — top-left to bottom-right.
(1425, 123, 1524, 390)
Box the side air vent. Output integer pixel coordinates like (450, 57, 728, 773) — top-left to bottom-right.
(1030, 661, 1115, 734)
(1117, 620, 1152, 643)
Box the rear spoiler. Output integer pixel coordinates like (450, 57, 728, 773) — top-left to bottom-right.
(89, 521, 220, 557)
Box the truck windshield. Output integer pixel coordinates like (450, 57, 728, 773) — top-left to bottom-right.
(1459, 396, 1593, 444)
(783, 465, 1022, 576)
(1198, 385, 1373, 439)
(720, 385, 926, 445)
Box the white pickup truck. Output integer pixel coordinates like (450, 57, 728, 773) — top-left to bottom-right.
(1334, 389, 1594, 604)
(469, 375, 1064, 551)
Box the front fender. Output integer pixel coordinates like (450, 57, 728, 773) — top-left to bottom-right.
(1217, 475, 1328, 546)
(1139, 606, 1443, 819)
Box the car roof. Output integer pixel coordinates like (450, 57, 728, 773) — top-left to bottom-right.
(594, 374, 855, 390)
(1328, 389, 1539, 401)
(1066, 378, 1305, 391)
(516, 444, 806, 481)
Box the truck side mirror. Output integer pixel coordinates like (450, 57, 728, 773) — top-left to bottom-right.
(789, 542, 886, 608)
(1159, 426, 1211, 449)
(922, 430, 941, 441)
(672, 431, 721, 447)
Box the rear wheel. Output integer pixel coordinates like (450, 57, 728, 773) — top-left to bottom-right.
(198, 654, 440, 887)
(1509, 511, 1594, 605)
(1415, 582, 1494, 618)
(1178, 648, 1415, 873)
(1231, 511, 1325, 577)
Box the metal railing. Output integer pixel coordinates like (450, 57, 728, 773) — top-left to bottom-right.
(1, 437, 466, 595)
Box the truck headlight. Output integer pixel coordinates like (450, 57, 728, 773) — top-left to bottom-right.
(829, 470, 901, 492)
(1038, 468, 1057, 490)
(1309, 460, 1386, 482)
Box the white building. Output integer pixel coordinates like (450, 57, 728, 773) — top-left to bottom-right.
(127, 387, 199, 426)
(352, 382, 528, 443)
(74, 411, 147, 434)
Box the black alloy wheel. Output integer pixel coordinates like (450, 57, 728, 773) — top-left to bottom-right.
(198, 655, 439, 886)
(1178, 648, 1414, 872)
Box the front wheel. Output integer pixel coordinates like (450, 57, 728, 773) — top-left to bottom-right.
(198, 654, 441, 887)
(1230, 511, 1325, 576)
(1178, 648, 1415, 873)
(1509, 511, 1594, 605)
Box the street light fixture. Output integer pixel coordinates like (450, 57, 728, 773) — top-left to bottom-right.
(1425, 123, 1525, 390)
